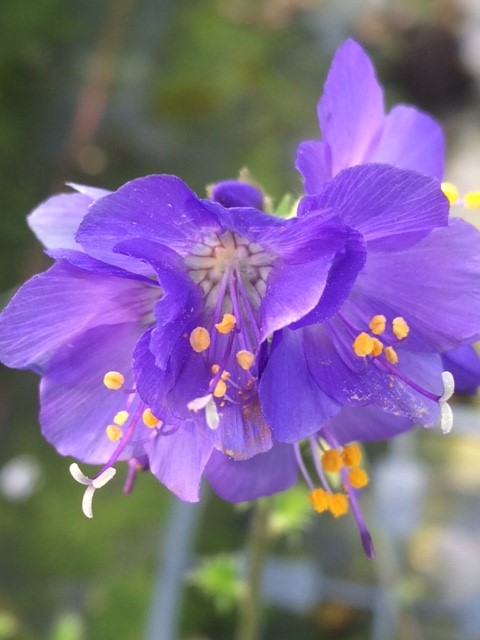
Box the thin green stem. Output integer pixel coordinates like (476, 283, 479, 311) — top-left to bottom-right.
(235, 500, 272, 640)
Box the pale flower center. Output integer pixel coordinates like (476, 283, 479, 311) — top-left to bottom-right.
(184, 231, 274, 308)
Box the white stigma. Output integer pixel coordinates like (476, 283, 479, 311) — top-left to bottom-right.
(187, 393, 220, 430)
(439, 371, 455, 435)
(69, 463, 117, 518)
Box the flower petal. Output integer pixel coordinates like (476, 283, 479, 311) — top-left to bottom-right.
(76, 175, 220, 271)
(347, 219, 480, 351)
(299, 164, 449, 250)
(144, 422, 213, 502)
(40, 323, 145, 464)
(295, 140, 332, 193)
(441, 345, 480, 395)
(317, 39, 384, 175)
(259, 329, 341, 442)
(372, 105, 445, 180)
(259, 217, 365, 338)
(206, 443, 298, 503)
(210, 180, 264, 209)
(28, 193, 93, 251)
(324, 404, 413, 445)
(0, 262, 157, 372)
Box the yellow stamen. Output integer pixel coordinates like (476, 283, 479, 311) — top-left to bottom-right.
(328, 493, 349, 518)
(369, 314, 386, 335)
(221, 370, 230, 380)
(322, 449, 344, 473)
(189, 327, 211, 352)
(371, 338, 383, 357)
(142, 408, 162, 428)
(441, 181, 459, 206)
(384, 346, 398, 364)
(348, 467, 369, 489)
(113, 410, 129, 426)
(342, 444, 362, 468)
(106, 424, 122, 441)
(236, 349, 255, 370)
(352, 332, 374, 357)
(213, 379, 227, 398)
(392, 316, 409, 340)
(103, 371, 125, 390)
(464, 191, 480, 210)
(308, 488, 330, 513)
(215, 313, 236, 334)
(211, 364, 220, 374)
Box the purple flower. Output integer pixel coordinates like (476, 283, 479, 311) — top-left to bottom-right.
(296, 37, 480, 395)
(0, 175, 365, 515)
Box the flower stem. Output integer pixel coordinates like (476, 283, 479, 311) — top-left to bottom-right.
(235, 500, 272, 640)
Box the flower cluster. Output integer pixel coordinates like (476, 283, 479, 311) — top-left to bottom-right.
(1, 40, 479, 557)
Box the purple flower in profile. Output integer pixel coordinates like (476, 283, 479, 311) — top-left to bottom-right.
(296, 37, 480, 395)
(0, 175, 366, 515)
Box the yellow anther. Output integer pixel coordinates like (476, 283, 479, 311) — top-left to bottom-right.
(308, 488, 330, 513)
(384, 346, 398, 364)
(211, 364, 220, 374)
(392, 316, 410, 340)
(189, 326, 211, 352)
(142, 408, 162, 428)
(215, 313, 236, 334)
(221, 370, 230, 380)
(342, 444, 362, 468)
(236, 349, 255, 371)
(322, 449, 344, 473)
(441, 181, 459, 206)
(328, 493, 349, 518)
(369, 314, 386, 335)
(348, 467, 369, 489)
(371, 338, 383, 357)
(103, 371, 125, 390)
(352, 332, 374, 357)
(464, 191, 480, 209)
(106, 424, 123, 441)
(113, 410, 129, 426)
(213, 379, 227, 398)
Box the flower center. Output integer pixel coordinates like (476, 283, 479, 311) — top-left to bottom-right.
(184, 231, 274, 309)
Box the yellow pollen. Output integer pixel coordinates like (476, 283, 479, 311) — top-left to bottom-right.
(113, 410, 129, 426)
(384, 346, 398, 364)
(142, 408, 162, 428)
(369, 314, 386, 335)
(213, 379, 227, 398)
(371, 338, 383, 357)
(189, 327, 211, 352)
(211, 364, 220, 374)
(103, 371, 125, 390)
(441, 181, 459, 206)
(464, 191, 480, 209)
(308, 488, 330, 513)
(348, 467, 369, 489)
(106, 424, 122, 441)
(328, 493, 349, 518)
(215, 313, 236, 334)
(221, 370, 230, 381)
(236, 349, 255, 370)
(392, 316, 410, 340)
(352, 332, 374, 357)
(322, 449, 344, 473)
(342, 444, 362, 468)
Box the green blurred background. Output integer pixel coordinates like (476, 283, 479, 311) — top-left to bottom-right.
(1, 1, 480, 639)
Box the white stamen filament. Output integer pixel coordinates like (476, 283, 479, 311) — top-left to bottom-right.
(69, 463, 117, 518)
